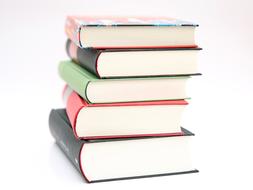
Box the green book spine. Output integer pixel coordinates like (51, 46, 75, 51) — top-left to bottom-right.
(58, 60, 192, 103)
(58, 60, 97, 101)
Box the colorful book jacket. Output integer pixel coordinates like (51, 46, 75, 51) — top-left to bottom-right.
(65, 16, 198, 48)
(63, 86, 188, 139)
(49, 108, 198, 183)
(66, 39, 202, 78)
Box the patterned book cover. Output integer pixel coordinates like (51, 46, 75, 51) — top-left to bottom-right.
(65, 16, 198, 48)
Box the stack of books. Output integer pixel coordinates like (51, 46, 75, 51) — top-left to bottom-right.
(49, 16, 201, 183)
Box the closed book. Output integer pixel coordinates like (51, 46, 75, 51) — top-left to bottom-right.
(63, 86, 188, 139)
(58, 60, 190, 103)
(49, 108, 198, 183)
(65, 16, 198, 49)
(66, 39, 201, 78)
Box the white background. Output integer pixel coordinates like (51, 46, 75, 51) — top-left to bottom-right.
(1, 0, 253, 189)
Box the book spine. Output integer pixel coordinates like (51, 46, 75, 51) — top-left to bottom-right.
(63, 86, 88, 138)
(58, 61, 92, 102)
(65, 16, 82, 47)
(49, 109, 84, 175)
(66, 39, 101, 77)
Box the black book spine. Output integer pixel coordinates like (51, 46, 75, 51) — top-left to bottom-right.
(49, 109, 198, 183)
(49, 109, 84, 175)
(66, 39, 101, 77)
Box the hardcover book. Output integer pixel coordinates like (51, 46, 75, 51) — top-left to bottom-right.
(65, 16, 198, 48)
(49, 108, 198, 183)
(58, 60, 191, 103)
(66, 39, 201, 78)
(63, 86, 188, 139)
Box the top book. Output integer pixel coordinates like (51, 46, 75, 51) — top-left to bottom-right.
(65, 16, 198, 49)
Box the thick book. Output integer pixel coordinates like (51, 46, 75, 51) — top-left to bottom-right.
(49, 108, 198, 183)
(65, 16, 198, 49)
(63, 86, 188, 139)
(66, 39, 202, 78)
(58, 60, 191, 103)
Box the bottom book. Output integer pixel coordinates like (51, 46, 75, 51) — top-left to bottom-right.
(49, 109, 198, 183)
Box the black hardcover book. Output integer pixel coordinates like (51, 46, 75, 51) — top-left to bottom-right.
(66, 39, 202, 79)
(49, 109, 198, 183)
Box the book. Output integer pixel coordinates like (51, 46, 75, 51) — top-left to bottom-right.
(49, 108, 198, 183)
(63, 86, 188, 139)
(58, 60, 190, 103)
(65, 16, 198, 49)
(66, 39, 202, 78)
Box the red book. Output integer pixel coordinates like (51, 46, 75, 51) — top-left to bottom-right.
(63, 85, 188, 140)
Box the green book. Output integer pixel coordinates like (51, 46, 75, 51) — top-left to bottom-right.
(58, 60, 190, 104)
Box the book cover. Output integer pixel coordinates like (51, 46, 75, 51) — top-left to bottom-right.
(63, 87, 188, 139)
(49, 108, 198, 183)
(65, 16, 198, 48)
(58, 60, 191, 103)
(66, 39, 202, 78)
